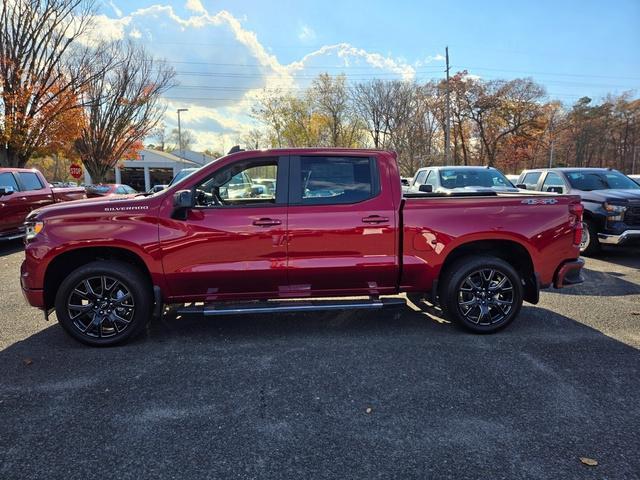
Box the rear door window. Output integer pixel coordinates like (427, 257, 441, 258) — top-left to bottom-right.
(295, 156, 378, 205)
(18, 172, 44, 191)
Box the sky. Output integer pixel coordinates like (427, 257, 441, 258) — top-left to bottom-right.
(93, 0, 640, 152)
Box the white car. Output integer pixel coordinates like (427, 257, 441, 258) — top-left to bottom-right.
(407, 166, 519, 194)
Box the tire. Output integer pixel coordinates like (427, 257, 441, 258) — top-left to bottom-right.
(439, 255, 523, 333)
(579, 219, 601, 256)
(54, 260, 152, 347)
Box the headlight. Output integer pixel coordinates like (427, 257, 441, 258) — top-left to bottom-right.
(604, 202, 626, 221)
(25, 221, 44, 240)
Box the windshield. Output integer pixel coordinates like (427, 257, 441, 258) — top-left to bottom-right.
(565, 171, 640, 191)
(169, 168, 199, 186)
(438, 169, 514, 189)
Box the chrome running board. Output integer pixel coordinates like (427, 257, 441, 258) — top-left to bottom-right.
(177, 297, 406, 316)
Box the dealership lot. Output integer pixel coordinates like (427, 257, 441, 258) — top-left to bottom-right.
(0, 240, 638, 479)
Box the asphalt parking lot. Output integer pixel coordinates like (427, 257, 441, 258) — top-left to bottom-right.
(0, 240, 639, 480)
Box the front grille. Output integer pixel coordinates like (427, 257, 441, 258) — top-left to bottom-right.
(625, 206, 640, 227)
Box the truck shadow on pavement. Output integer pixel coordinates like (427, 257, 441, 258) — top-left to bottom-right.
(593, 245, 640, 269)
(1, 304, 638, 479)
(556, 267, 640, 296)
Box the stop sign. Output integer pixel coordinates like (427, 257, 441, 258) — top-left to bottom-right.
(69, 163, 82, 179)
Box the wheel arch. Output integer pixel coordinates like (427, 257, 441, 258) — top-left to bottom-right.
(43, 246, 153, 310)
(439, 239, 538, 304)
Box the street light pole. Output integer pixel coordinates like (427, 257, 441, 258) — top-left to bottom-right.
(177, 108, 188, 167)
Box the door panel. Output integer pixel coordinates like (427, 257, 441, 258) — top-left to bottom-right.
(159, 156, 289, 301)
(0, 172, 23, 234)
(286, 155, 398, 296)
(16, 172, 54, 215)
(160, 206, 288, 300)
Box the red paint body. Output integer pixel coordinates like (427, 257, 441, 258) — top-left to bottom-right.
(0, 168, 86, 239)
(20, 149, 583, 310)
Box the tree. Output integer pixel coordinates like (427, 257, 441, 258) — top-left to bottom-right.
(459, 77, 546, 166)
(74, 42, 176, 183)
(168, 128, 196, 153)
(0, 0, 107, 167)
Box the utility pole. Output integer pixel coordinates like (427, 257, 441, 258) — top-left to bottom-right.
(548, 116, 554, 168)
(444, 46, 451, 165)
(633, 145, 637, 175)
(177, 108, 188, 167)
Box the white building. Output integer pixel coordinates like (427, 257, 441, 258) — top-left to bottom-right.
(171, 149, 217, 166)
(83, 149, 202, 192)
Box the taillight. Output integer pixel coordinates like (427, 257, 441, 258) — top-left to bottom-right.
(569, 203, 584, 245)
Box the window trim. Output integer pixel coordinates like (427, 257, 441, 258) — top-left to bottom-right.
(288, 155, 381, 207)
(191, 155, 288, 210)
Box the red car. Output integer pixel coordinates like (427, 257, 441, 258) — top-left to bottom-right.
(85, 184, 138, 198)
(20, 148, 584, 346)
(0, 168, 86, 241)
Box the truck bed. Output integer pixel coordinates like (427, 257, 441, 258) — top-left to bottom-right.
(400, 191, 582, 293)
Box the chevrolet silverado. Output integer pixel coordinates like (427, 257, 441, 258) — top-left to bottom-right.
(21, 149, 585, 346)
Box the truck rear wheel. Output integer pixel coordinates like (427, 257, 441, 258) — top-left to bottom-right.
(439, 256, 523, 333)
(54, 260, 152, 347)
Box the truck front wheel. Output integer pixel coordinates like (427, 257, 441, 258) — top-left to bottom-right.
(54, 260, 152, 347)
(439, 256, 523, 333)
(579, 219, 601, 256)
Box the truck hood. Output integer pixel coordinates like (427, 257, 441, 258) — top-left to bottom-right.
(27, 194, 155, 221)
(578, 189, 640, 204)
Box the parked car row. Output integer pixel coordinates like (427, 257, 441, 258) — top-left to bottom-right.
(515, 168, 640, 255)
(0, 168, 86, 240)
(405, 164, 640, 256)
(0, 167, 146, 240)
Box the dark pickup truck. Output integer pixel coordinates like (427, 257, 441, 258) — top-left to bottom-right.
(21, 148, 585, 346)
(517, 168, 640, 255)
(0, 168, 86, 240)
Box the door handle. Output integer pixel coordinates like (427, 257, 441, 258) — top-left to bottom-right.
(253, 218, 282, 227)
(362, 215, 389, 224)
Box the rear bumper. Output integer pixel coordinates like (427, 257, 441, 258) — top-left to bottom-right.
(553, 258, 585, 289)
(598, 230, 640, 245)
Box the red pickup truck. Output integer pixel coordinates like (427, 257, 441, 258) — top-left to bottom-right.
(20, 149, 585, 346)
(1, 168, 86, 240)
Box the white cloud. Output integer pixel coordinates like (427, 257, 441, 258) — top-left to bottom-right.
(288, 43, 416, 80)
(185, 0, 206, 14)
(414, 53, 445, 67)
(129, 28, 142, 39)
(84, 4, 434, 151)
(298, 24, 316, 42)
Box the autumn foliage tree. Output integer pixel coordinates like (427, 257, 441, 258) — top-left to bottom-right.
(74, 42, 176, 183)
(0, 0, 105, 167)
